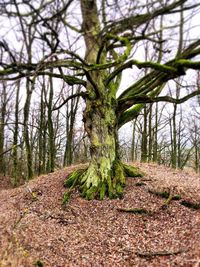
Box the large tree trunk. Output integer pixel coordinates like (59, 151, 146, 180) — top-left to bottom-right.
(64, 0, 144, 199)
(65, 92, 143, 200)
(80, 95, 124, 199)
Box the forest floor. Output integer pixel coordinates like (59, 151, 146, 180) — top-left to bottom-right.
(0, 162, 200, 267)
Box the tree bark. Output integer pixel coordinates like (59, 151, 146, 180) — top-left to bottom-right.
(24, 78, 33, 180)
(47, 74, 55, 173)
(81, 95, 124, 199)
(38, 80, 46, 175)
(64, 0, 143, 199)
(12, 80, 20, 185)
(141, 105, 148, 162)
(0, 84, 6, 175)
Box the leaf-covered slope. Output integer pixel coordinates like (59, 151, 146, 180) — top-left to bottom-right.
(0, 163, 200, 267)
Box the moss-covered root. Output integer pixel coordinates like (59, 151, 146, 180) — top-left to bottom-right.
(148, 189, 182, 200)
(64, 168, 86, 188)
(63, 162, 144, 201)
(123, 163, 145, 177)
(181, 200, 200, 210)
(79, 164, 101, 200)
(117, 207, 150, 215)
(80, 161, 126, 200)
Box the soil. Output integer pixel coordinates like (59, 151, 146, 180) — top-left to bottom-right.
(0, 162, 200, 267)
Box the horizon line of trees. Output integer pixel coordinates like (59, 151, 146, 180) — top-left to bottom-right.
(1, 83, 200, 185)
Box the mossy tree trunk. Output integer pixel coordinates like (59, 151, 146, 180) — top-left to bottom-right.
(80, 93, 125, 199)
(66, 92, 143, 199)
(64, 0, 144, 199)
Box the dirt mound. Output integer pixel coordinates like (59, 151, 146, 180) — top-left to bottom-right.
(0, 163, 200, 267)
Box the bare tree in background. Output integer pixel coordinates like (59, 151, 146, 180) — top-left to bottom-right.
(1, 0, 200, 198)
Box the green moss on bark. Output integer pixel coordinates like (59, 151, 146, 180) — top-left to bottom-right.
(149, 189, 182, 200)
(62, 191, 71, 205)
(123, 164, 144, 177)
(99, 181, 107, 200)
(113, 160, 125, 184)
(63, 162, 144, 200)
(64, 168, 86, 188)
(79, 161, 126, 200)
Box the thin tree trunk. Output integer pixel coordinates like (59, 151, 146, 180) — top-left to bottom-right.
(24, 78, 33, 180)
(12, 81, 20, 185)
(0, 84, 6, 174)
(148, 104, 153, 162)
(38, 81, 46, 175)
(47, 75, 55, 173)
(131, 119, 137, 161)
(141, 105, 148, 162)
(153, 102, 158, 162)
(171, 103, 177, 168)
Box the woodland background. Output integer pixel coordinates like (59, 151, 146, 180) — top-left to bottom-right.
(0, 0, 200, 184)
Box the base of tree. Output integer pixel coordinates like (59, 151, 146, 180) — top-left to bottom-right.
(64, 162, 144, 200)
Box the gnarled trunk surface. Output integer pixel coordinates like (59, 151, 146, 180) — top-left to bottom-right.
(64, 95, 143, 200)
(80, 96, 124, 199)
(63, 0, 144, 200)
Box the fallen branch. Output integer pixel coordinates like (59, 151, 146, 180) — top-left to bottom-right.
(136, 249, 185, 258)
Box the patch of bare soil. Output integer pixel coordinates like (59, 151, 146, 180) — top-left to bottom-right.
(0, 163, 200, 267)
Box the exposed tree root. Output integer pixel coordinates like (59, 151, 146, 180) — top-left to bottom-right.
(135, 182, 146, 186)
(148, 189, 182, 200)
(180, 200, 200, 210)
(117, 207, 150, 215)
(64, 168, 86, 188)
(148, 189, 200, 210)
(123, 164, 144, 177)
(63, 162, 144, 200)
(136, 249, 186, 258)
(148, 189, 182, 210)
